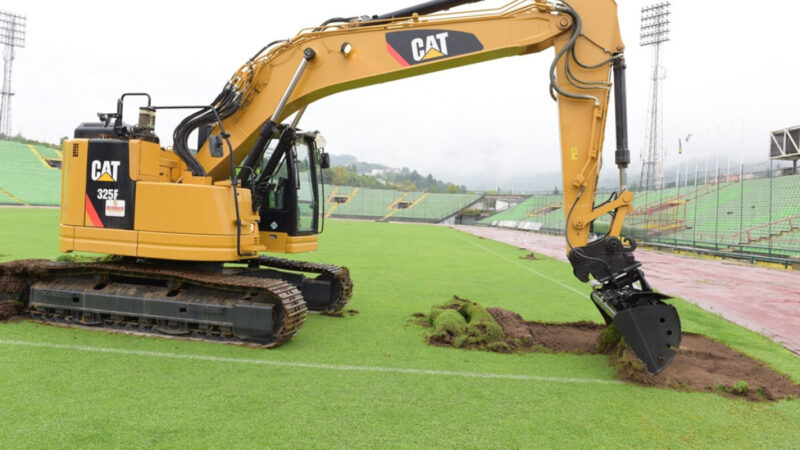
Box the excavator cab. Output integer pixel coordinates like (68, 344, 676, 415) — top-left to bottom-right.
(252, 127, 330, 254)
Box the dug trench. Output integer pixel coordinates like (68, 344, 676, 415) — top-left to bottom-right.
(413, 296, 800, 402)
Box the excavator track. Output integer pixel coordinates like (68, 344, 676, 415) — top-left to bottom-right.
(0, 259, 307, 347)
(238, 255, 353, 312)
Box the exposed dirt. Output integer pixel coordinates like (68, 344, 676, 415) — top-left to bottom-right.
(418, 299, 800, 401)
(320, 309, 361, 318)
(489, 307, 602, 354)
(519, 253, 538, 260)
(453, 225, 800, 356)
(489, 307, 800, 401)
(0, 300, 25, 322)
(0, 259, 51, 297)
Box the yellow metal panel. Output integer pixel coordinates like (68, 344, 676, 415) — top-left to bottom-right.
(59, 225, 75, 253)
(260, 232, 318, 254)
(60, 140, 88, 226)
(137, 140, 160, 180)
(138, 231, 263, 261)
(182, 175, 213, 185)
(134, 182, 258, 235)
(287, 235, 318, 253)
(261, 232, 289, 253)
(73, 227, 137, 256)
(134, 181, 261, 260)
(129, 140, 181, 182)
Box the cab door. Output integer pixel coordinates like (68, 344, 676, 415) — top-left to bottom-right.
(256, 129, 323, 253)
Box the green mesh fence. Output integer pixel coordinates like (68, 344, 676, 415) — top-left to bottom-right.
(479, 170, 800, 258)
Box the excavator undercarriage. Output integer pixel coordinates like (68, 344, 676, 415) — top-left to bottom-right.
(0, 256, 352, 346)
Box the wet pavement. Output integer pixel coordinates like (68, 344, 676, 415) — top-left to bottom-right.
(453, 225, 800, 355)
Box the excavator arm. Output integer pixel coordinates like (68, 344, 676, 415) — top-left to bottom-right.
(170, 0, 679, 373)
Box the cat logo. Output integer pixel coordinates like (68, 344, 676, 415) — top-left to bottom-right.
(386, 29, 483, 67)
(90, 160, 121, 182)
(411, 32, 449, 62)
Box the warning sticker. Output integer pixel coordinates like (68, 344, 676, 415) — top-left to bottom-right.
(105, 199, 126, 217)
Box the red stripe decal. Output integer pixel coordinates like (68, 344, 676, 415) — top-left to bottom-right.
(386, 42, 409, 67)
(85, 194, 104, 228)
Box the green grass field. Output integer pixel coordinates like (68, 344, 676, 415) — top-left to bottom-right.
(1, 208, 799, 448)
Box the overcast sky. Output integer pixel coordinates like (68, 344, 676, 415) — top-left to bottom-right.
(3, 0, 799, 189)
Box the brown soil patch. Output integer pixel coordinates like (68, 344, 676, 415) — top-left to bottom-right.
(489, 307, 602, 354)
(419, 301, 800, 402)
(0, 259, 52, 296)
(614, 333, 800, 401)
(519, 253, 538, 260)
(320, 309, 360, 318)
(0, 300, 25, 322)
(487, 307, 800, 401)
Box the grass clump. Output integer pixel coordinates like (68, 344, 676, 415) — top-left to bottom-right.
(423, 296, 505, 350)
(54, 254, 115, 263)
(431, 309, 467, 341)
(596, 323, 623, 354)
(733, 381, 750, 395)
(457, 299, 504, 346)
(716, 381, 751, 397)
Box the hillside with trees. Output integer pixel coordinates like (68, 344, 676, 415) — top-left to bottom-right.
(324, 155, 467, 193)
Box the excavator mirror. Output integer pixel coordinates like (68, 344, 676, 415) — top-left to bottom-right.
(320, 152, 330, 169)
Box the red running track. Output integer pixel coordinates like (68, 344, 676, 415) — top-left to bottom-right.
(454, 225, 800, 356)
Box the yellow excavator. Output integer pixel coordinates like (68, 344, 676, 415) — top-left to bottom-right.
(0, 0, 680, 372)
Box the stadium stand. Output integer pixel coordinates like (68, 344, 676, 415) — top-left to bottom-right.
(477, 194, 563, 231)
(478, 173, 800, 257)
(0, 140, 62, 205)
(389, 192, 479, 222)
(322, 185, 480, 223)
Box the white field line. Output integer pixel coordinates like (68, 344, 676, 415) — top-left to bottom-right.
(453, 232, 587, 297)
(0, 339, 621, 386)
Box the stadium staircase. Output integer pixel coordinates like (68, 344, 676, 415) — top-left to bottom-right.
(325, 187, 359, 218)
(0, 140, 62, 206)
(381, 192, 428, 221)
(528, 201, 561, 216)
(722, 214, 800, 250)
(631, 182, 723, 216)
(0, 186, 28, 205)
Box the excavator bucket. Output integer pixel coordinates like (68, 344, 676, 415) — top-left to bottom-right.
(591, 289, 681, 375)
(570, 237, 682, 374)
(612, 302, 681, 374)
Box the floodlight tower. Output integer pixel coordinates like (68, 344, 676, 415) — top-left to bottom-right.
(638, 2, 670, 190)
(0, 10, 26, 138)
